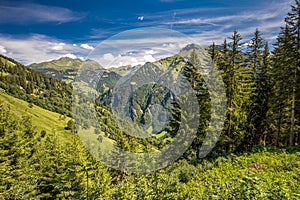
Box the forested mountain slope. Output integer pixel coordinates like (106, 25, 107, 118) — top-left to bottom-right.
(0, 54, 72, 116)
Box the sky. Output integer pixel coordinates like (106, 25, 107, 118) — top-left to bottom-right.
(0, 0, 293, 66)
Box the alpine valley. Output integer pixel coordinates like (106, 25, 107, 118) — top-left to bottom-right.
(1, 4, 300, 197)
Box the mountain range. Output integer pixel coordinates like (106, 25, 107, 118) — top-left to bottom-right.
(27, 44, 211, 138)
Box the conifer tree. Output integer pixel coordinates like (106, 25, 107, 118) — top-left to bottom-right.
(270, 25, 295, 145)
(245, 29, 271, 148)
(0, 103, 38, 198)
(224, 30, 247, 151)
(284, 0, 300, 145)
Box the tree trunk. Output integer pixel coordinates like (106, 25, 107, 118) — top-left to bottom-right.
(276, 106, 282, 146)
(289, 68, 297, 146)
(298, 129, 300, 145)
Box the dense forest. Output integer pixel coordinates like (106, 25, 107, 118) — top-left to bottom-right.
(210, 0, 300, 149)
(0, 1, 300, 199)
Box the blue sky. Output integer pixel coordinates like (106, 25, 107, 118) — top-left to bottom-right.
(0, 0, 293, 65)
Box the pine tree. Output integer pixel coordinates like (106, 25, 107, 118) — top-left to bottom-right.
(223, 30, 247, 151)
(0, 102, 38, 198)
(245, 29, 271, 148)
(182, 51, 211, 159)
(270, 25, 295, 146)
(284, 0, 300, 145)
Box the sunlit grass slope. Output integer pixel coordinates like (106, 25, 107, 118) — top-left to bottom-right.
(0, 89, 71, 136)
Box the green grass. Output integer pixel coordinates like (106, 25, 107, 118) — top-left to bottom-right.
(185, 149, 300, 199)
(112, 147, 300, 199)
(0, 89, 71, 137)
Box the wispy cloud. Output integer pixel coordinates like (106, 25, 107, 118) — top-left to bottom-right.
(89, 1, 290, 47)
(87, 28, 193, 68)
(160, 7, 225, 16)
(166, 11, 278, 26)
(51, 43, 66, 51)
(89, 28, 122, 40)
(80, 44, 95, 50)
(0, 2, 82, 24)
(162, 0, 292, 45)
(0, 45, 7, 53)
(61, 53, 81, 59)
(0, 34, 91, 64)
(88, 7, 226, 40)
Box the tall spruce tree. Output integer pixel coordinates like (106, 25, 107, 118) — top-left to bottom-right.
(245, 29, 271, 148)
(271, 25, 295, 146)
(284, 0, 300, 145)
(0, 102, 38, 198)
(224, 30, 248, 151)
(270, 0, 300, 146)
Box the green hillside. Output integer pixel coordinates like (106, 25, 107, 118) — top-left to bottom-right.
(0, 54, 73, 116)
(0, 88, 70, 135)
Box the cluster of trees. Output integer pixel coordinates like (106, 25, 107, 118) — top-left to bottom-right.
(1, 101, 299, 199)
(0, 55, 72, 116)
(0, 101, 113, 198)
(207, 0, 300, 153)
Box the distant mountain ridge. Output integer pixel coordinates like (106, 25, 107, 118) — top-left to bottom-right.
(27, 43, 207, 83)
(28, 57, 103, 83)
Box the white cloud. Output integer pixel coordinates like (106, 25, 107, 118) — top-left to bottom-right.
(138, 16, 144, 21)
(0, 2, 82, 24)
(88, 1, 289, 46)
(80, 43, 94, 50)
(106, 55, 153, 68)
(97, 51, 159, 68)
(0, 45, 7, 53)
(52, 42, 66, 51)
(131, 57, 138, 63)
(143, 55, 156, 62)
(168, 18, 218, 25)
(103, 53, 114, 61)
(168, 11, 279, 26)
(0, 34, 93, 64)
(86, 27, 195, 68)
(145, 49, 157, 55)
(61, 53, 77, 59)
(146, 0, 291, 46)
